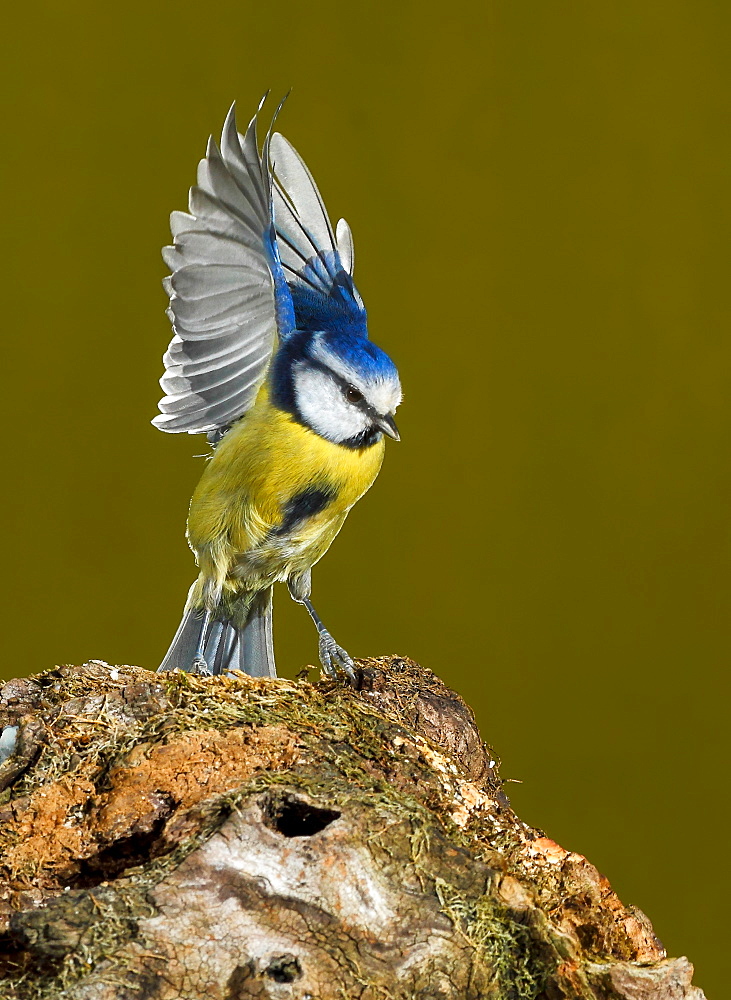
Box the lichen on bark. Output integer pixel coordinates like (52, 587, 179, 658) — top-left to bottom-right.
(0, 657, 704, 999)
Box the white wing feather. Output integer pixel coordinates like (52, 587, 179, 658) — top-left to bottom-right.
(154, 104, 277, 435)
(335, 218, 354, 275)
(270, 132, 335, 250)
(270, 131, 358, 295)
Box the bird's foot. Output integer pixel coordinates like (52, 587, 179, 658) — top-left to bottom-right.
(318, 633, 357, 685)
(190, 656, 213, 677)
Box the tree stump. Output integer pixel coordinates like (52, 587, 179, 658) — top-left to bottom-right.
(0, 657, 704, 999)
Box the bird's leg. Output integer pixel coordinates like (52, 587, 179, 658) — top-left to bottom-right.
(301, 597, 357, 684)
(287, 574, 357, 683)
(191, 609, 213, 676)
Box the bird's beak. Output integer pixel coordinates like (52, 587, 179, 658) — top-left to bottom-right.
(376, 413, 400, 441)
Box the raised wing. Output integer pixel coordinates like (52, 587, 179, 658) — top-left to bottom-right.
(154, 103, 284, 436)
(270, 132, 368, 338)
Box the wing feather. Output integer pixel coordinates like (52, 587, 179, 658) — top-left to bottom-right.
(161, 348, 268, 396)
(163, 333, 263, 371)
(158, 381, 257, 432)
(335, 218, 354, 274)
(270, 132, 335, 253)
(162, 231, 262, 269)
(269, 131, 367, 336)
(171, 264, 268, 300)
(154, 101, 284, 436)
(171, 287, 271, 329)
(159, 354, 269, 412)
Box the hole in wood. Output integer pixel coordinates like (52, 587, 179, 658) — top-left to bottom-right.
(264, 954, 302, 982)
(64, 805, 174, 888)
(264, 793, 340, 838)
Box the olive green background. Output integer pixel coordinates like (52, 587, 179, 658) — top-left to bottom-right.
(1, 1, 728, 993)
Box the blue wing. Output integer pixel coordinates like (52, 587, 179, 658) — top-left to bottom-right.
(270, 132, 368, 339)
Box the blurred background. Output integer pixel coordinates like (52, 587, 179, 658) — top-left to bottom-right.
(1, 1, 728, 992)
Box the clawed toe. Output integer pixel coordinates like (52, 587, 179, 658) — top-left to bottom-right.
(190, 656, 213, 676)
(318, 635, 357, 684)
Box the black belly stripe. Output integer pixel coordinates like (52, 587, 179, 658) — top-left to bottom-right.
(273, 485, 338, 536)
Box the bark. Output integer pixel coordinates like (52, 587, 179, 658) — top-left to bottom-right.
(0, 657, 704, 1000)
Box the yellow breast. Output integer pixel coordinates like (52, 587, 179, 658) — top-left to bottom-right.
(187, 384, 385, 599)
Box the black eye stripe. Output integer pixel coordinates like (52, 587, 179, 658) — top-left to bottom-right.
(306, 359, 367, 406)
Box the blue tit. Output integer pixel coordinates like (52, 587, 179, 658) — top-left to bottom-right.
(154, 97, 402, 681)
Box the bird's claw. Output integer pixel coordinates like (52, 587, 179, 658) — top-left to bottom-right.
(318, 633, 357, 684)
(190, 656, 213, 677)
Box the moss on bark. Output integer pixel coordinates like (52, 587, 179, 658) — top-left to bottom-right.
(0, 658, 704, 999)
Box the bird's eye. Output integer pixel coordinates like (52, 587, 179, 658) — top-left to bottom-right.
(346, 386, 363, 404)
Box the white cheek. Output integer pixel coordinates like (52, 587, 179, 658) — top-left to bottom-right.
(293, 366, 369, 443)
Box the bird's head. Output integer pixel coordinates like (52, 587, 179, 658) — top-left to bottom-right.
(277, 330, 402, 448)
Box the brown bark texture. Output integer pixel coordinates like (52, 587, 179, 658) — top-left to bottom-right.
(0, 657, 704, 1000)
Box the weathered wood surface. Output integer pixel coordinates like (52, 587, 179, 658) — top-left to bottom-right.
(0, 657, 704, 999)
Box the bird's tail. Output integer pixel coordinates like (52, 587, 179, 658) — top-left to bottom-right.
(158, 583, 276, 678)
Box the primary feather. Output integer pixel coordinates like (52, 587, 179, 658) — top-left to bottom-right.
(271, 132, 366, 338)
(154, 103, 279, 436)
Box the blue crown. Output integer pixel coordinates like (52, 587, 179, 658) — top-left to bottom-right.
(314, 330, 399, 383)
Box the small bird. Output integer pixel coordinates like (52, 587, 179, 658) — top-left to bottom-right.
(154, 97, 402, 680)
